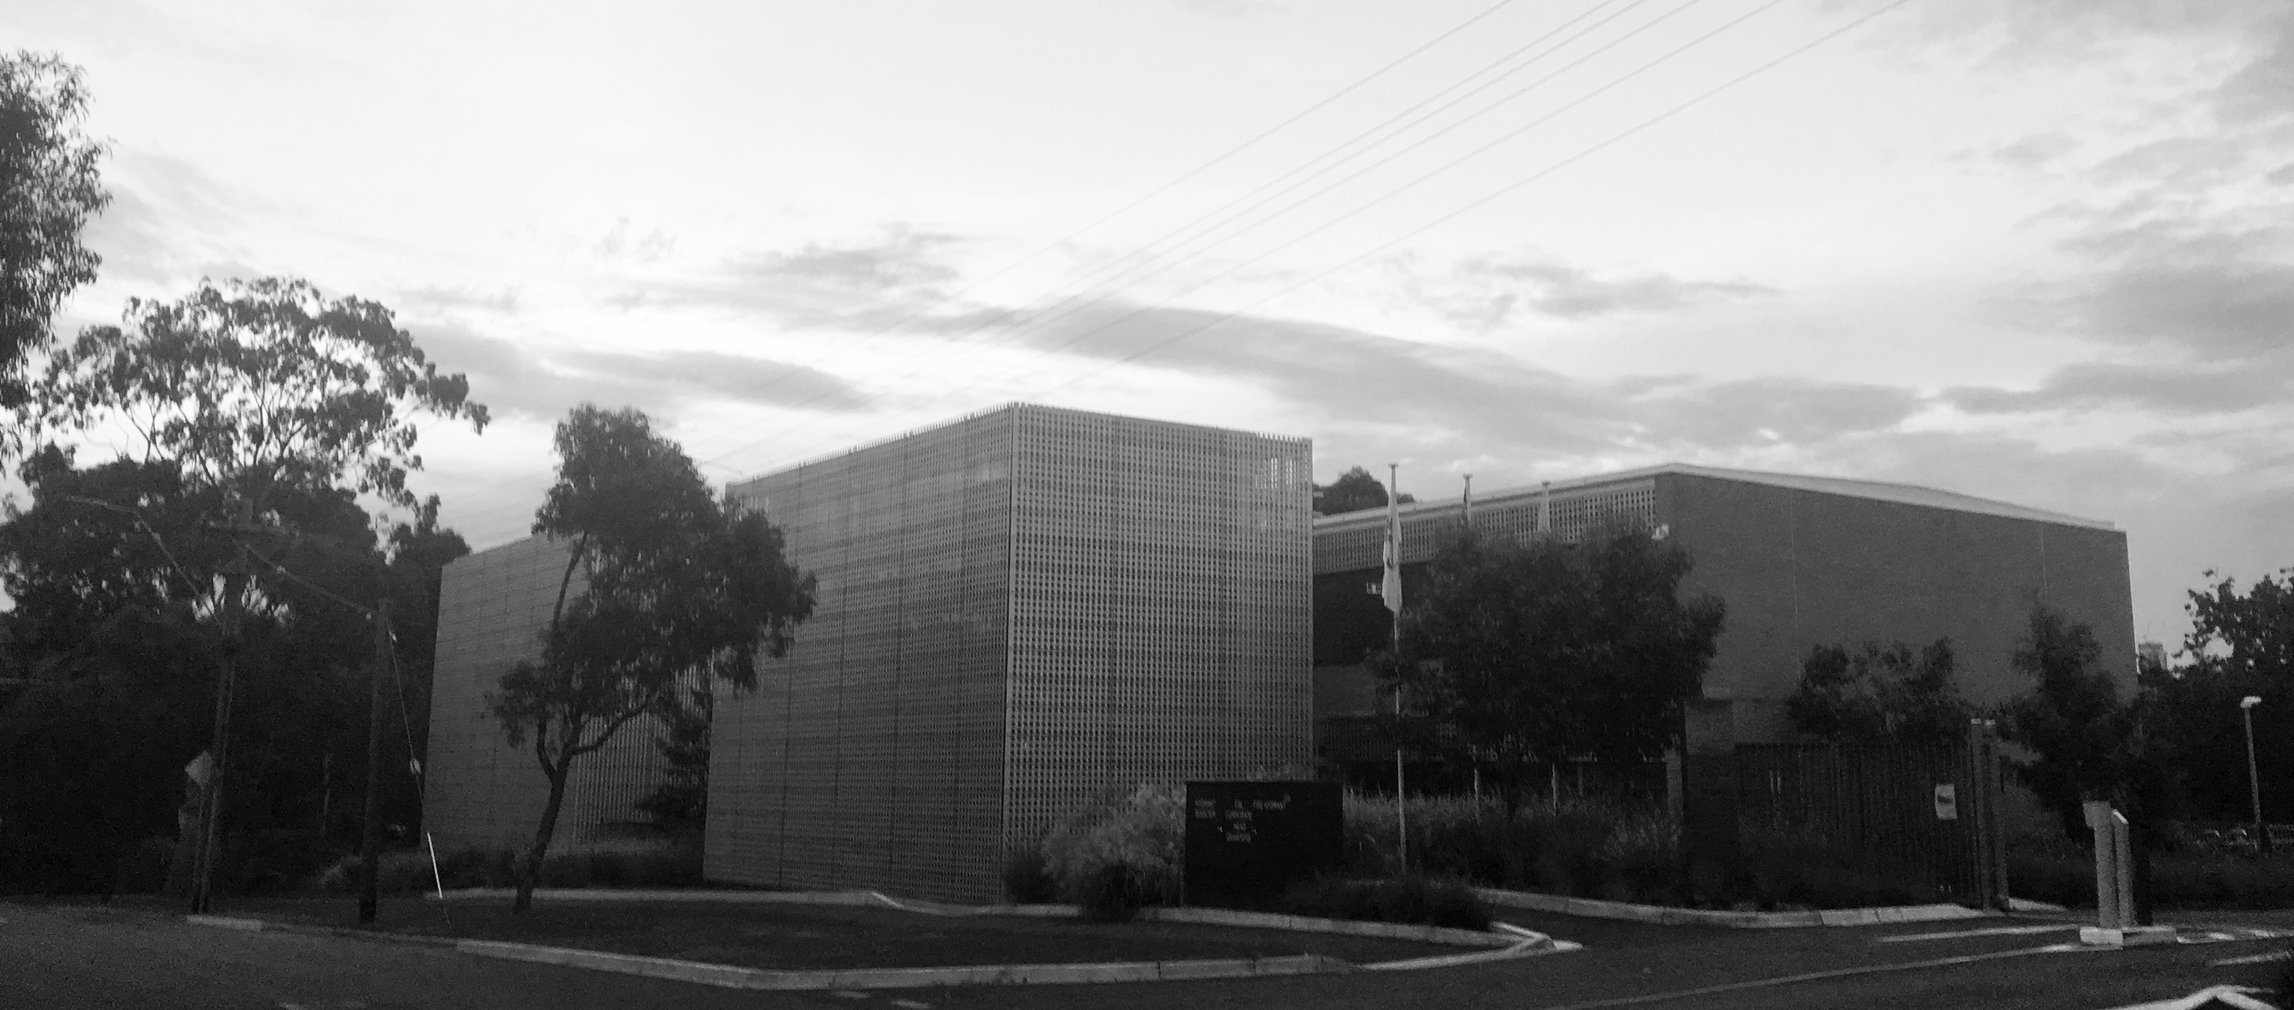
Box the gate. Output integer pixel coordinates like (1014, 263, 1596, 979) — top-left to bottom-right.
(1731, 725, 2010, 908)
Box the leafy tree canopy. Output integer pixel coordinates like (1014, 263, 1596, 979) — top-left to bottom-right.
(0, 451, 465, 893)
(2185, 567, 2294, 683)
(1378, 521, 1724, 797)
(486, 404, 815, 909)
(1786, 638, 1970, 744)
(29, 276, 488, 512)
(0, 51, 109, 414)
(2001, 604, 2137, 837)
(1313, 466, 1414, 516)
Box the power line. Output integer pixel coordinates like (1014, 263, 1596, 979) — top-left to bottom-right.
(685, 0, 1659, 467)
(704, 0, 1786, 472)
(690, 0, 1723, 474)
(422, 2, 1551, 534)
(1040, 0, 1924, 390)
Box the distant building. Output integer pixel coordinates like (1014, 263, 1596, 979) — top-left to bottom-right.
(1312, 464, 2136, 757)
(2138, 641, 2169, 672)
(706, 403, 1314, 901)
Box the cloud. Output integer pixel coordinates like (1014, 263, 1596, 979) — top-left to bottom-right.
(1946, 359, 2294, 414)
(596, 217, 676, 263)
(2211, 12, 2294, 125)
(408, 321, 871, 422)
(1396, 255, 1777, 329)
(607, 225, 972, 328)
(1169, 0, 1283, 17)
(1615, 377, 1927, 450)
(78, 151, 280, 287)
(977, 298, 1925, 460)
(396, 284, 521, 316)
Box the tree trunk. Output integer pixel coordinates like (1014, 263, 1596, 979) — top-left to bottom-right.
(514, 754, 573, 914)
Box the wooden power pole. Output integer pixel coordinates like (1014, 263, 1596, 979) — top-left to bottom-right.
(359, 598, 394, 924)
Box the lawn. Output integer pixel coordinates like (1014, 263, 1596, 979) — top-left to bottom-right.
(194, 895, 1460, 970)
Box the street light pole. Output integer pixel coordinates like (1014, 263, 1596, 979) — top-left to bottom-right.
(2242, 696, 2268, 855)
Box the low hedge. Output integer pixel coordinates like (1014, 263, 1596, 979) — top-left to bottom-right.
(1275, 874, 1492, 930)
(313, 837, 701, 895)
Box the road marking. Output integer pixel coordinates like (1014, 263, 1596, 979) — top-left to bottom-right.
(2212, 950, 2294, 966)
(890, 1000, 933, 1009)
(1878, 924, 2078, 943)
(830, 991, 871, 1000)
(2097, 986, 2278, 1010)
(1524, 943, 2099, 1010)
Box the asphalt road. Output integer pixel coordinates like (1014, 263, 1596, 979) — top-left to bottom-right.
(5, 900, 2288, 1010)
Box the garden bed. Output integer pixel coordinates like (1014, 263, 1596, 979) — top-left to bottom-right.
(192, 895, 1461, 970)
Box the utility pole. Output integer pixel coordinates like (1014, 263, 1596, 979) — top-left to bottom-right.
(2243, 696, 2269, 855)
(1386, 462, 1406, 874)
(360, 598, 395, 924)
(190, 498, 256, 915)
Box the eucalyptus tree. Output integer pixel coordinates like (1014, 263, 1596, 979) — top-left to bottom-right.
(487, 405, 813, 912)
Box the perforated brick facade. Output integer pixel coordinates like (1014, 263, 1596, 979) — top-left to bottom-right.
(422, 537, 670, 851)
(710, 403, 1313, 902)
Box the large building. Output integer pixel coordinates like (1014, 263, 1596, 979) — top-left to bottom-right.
(706, 404, 1314, 901)
(422, 537, 672, 851)
(1312, 464, 2135, 751)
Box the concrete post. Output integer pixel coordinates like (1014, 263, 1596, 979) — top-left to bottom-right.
(2080, 801, 2173, 947)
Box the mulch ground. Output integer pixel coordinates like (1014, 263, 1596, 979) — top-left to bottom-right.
(181, 895, 1461, 970)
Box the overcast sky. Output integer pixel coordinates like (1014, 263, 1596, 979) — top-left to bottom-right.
(12, 0, 2291, 652)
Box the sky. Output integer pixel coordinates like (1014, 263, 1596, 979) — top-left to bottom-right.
(9, 0, 2292, 654)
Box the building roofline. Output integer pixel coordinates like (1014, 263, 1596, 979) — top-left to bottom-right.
(1313, 462, 2116, 532)
(726, 402, 1310, 492)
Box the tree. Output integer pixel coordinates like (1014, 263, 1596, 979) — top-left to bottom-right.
(0, 450, 444, 895)
(1786, 638, 1971, 744)
(32, 275, 489, 511)
(2001, 604, 2136, 840)
(2141, 568, 2294, 824)
(486, 405, 815, 912)
(1313, 466, 1414, 516)
(2186, 567, 2294, 682)
(1376, 521, 1725, 808)
(0, 51, 109, 418)
(635, 683, 711, 836)
(21, 276, 487, 905)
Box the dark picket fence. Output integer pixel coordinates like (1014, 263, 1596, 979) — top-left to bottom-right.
(1732, 729, 2010, 908)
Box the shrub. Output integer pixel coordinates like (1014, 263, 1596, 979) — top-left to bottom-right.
(2277, 940, 2293, 1005)
(313, 838, 699, 895)
(1342, 790, 1680, 902)
(1039, 782, 1183, 916)
(1278, 874, 1492, 930)
(1737, 824, 1930, 909)
(110, 836, 175, 895)
(1002, 845, 1056, 903)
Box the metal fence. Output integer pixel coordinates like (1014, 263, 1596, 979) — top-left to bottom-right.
(1733, 729, 2009, 908)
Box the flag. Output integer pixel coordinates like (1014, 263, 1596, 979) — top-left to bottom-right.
(1381, 468, 1402, 615)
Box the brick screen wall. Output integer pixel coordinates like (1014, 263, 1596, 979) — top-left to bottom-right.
(422, 536, 669, 851)
(712, 403, 1313, 902)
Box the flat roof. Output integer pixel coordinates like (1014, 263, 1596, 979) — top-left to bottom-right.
(1314, 462, 2115, 532)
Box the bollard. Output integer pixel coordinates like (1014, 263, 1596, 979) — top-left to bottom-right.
(2079, 801, 2173, 947)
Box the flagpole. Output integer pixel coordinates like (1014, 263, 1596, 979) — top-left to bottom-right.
(1387, 462, 1407, 874)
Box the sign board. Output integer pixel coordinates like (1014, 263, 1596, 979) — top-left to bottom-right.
(1183, 781, 1342, 906)
(1934, 783, 1958, 821)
